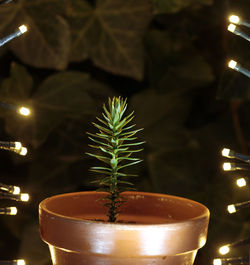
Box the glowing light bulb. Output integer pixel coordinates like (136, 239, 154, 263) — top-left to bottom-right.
(18, 25, 27, 34)
(13, 186, 20, 195)
(18, 106, 30, 116)
(219, 245, 230, 255)
(19, 147, 27, 156)
(213, 258, 222, 265)
(236, 177, 247, 187)
(228, 23, 237, 33)
(229, 15, 240, 24)
(227, 204, 236, 214)
(9, 207, 18, 215)
(222, 148, 230, 157)
(228, 60, 237, 69)
(20, 193, 29, 202)
(14, 142, 22, 150)
(223, 162, 232, 171)
(17, 260, 26, 265)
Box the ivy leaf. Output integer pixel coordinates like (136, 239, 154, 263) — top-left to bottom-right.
(0, 0, 70, 70)
(130, 89, 192, 152)
(0, 0, 152, 78)
(0, 62, 33, 100)
(66, 0, 152, 80)
(0, 69, 114, 147)
(31, 71, 113, 146)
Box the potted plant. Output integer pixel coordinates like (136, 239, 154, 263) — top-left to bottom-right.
(39, 97, 210, 265)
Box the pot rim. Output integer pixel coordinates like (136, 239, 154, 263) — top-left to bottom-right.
(39, 191, 209, 227)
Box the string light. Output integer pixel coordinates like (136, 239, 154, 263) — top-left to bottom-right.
(229, 14, 250, 28)
(213, 256, 249, 265)
(0, 260, 26, 265)
(0, 183, 20, 194)
(219, 245, 230, 255)
(20, 193, 29, 202)
(227, 23, 250, 42)
(217, 12, 250, 265)
(0, 141, 22, 151)
(0, 4, 29, 265)
(17, 107, 30, 117)
(222, 162, 250, 171)
(14, 147, 27, 156)
(0, 207, 17, 215)
(221, 148, 231, 158)
(227, 200, 250, 214)
(0, 141, 27, 156)
(236, 177, 247, 187)
(0, 102, 31, 117)
(0, 192, 29, 202)
(0, 25, 27, 47)
(227, 204, 236, 214)
(221, 148, 250, 162)
(0, 0, 14, 4)
(228, 60, 250, 79)
(218, 237, 250, 256)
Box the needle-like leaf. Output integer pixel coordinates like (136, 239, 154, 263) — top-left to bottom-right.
(87, 97, 144, 222)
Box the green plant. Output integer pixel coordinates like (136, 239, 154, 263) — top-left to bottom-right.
(86, 97, 144, 222)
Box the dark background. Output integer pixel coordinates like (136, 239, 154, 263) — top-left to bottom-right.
(0, 0, 250, 264)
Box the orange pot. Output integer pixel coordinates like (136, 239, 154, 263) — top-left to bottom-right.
(39, 191, 209, 265)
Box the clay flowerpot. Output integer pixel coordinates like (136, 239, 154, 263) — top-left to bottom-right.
(39, 191, 209, 265)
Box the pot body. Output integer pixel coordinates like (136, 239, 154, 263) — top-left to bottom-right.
(39, 191, 209, 265)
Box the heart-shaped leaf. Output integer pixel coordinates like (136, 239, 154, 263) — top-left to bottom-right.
(0, 67, 115, 147)
(0, 0, 70, 69)
(66, 0, 152, 80)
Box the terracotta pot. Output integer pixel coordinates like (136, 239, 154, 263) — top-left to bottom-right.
(39, 191, 209, 265)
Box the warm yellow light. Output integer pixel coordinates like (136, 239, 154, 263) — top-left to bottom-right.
(13, 186, 21, 195)
(228, 60, 237, 69)
(17, 259, 26, 265)
(213, 258, 222, 265)
(229, 15, 240, 24)
(19, 147, 27, 156)
(222, 148, 230, 157)
(199, 237, 206, 247)
(228, 23, 237, 33)
(14, 142, 22, 151)
(236, 177, 247, 187)
(223, 162, 232, 171)
(18, 25, 27, 34)
(227, 204, 236, 214)
(18, 107, 30, 116)
(219, 245, 230, 255)
(9, 207, 18, 215)
(20, 193, 29, 202)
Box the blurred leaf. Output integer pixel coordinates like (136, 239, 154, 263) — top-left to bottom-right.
(0, 0, 71, 69)
(130, 89, 191, 152)
(152, 0, 213, 14)
(0, 0, 152, 78)
(0, 69, 115, 146)
(0, 62, 33, 100)
(0, 63, 33, 144)
(31, 71, 114, 145)
(66, 0, 152, 80)
(145, 29, 214, 90)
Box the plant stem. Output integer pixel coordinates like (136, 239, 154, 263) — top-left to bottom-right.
(108, 135, 118, 222)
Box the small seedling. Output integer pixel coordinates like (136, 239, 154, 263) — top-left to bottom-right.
(86, 97, 144, 222)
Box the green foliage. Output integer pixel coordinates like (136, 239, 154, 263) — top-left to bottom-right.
(0, 0, 152, 79)
(87, 97, 144, 222)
